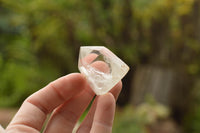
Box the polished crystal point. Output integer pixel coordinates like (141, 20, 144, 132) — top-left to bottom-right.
(78, 46, 129, 95)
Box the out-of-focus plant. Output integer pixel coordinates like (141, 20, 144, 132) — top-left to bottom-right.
(113, 97, 170, 133)
(0, 0, 79, 107)
(0, 0, 199, 113)
(134, 98, 170, 125)
(184, 80, 200, 133)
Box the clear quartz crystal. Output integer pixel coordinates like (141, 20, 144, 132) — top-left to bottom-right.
(78, 46, 130, 95)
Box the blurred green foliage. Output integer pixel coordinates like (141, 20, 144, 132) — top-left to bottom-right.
(184, 81, 200, 133)
(113, 101, 169, 133)
(1, 0, 199, 106)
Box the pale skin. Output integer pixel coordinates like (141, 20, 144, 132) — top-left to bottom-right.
(4, 73, 122, 133)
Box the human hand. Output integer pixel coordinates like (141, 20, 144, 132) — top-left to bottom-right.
(4, 73, 122, 133)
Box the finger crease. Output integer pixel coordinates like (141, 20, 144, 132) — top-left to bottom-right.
(49, 82, 66, 102)
(77, 125, 91, 133)
(59, 109, 79, 125)
(26, 100, 49, 115)
(8, 122, 40, 131)
(94, 120, 112, 128)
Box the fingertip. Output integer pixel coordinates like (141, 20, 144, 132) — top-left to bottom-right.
(52, 73, 87, 94)
(97, 93, 116, 117)
(116, 81, 123, 93)
(118, 81, 123, 88)
(110, 81, 122, 100)
(63, 73, 87, 87)
(99, 93, 115, 105)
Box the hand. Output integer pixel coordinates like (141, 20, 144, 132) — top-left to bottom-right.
(5, 73, 122, 133)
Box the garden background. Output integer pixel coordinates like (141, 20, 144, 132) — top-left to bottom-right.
(0, 0, 200, 132)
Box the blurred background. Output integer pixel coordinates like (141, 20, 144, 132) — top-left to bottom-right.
(0, 0, 200, 132)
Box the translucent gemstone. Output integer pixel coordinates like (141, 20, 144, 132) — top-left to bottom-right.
(78, 46, 130, 95)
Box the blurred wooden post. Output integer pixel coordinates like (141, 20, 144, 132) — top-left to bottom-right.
(130, 66, 192, 123)
(130, 66, 175, 106)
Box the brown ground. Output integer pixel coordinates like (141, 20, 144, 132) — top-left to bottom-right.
(0, 108, 17, 128)
(146, 119, 183, 133)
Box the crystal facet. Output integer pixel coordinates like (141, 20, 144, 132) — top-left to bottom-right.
(78, 46, 129, 95)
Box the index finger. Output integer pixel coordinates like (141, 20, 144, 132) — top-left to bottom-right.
(6, 73, 87, 132)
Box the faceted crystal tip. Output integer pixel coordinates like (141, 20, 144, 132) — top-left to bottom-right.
(78, 46, 130, 95)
